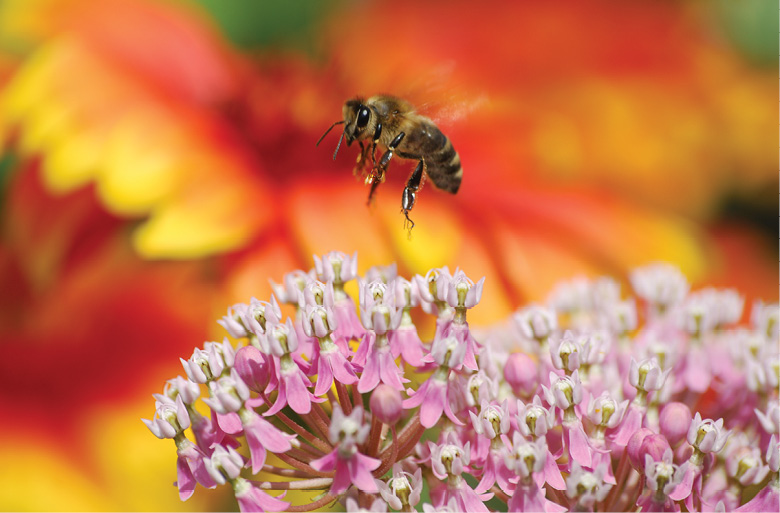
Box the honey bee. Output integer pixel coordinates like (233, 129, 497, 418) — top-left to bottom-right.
(317, 95, 462, 229)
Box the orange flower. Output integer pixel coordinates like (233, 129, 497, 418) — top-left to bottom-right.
(0, 0, 775, 510)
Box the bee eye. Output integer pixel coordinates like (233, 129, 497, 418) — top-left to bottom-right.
(356, 107, 370, 129)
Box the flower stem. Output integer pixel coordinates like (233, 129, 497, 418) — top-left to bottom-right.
(261, 465, 311, 478)
(374, 426, 398, 477)
(336, 381, 353, 415)
(260, 393, 332, 452)
(619, 477, 643, 512)
(352, 383, 363, 410)
(383, 414, 424, 463)
(366, 414, 383, 457)
(312, 401, 332, 426)
(292, 442, 324, 458)
(304, 411, 330, 442)
(287, 447, 316, 463)
(286, 493, 339, 512)
(546, 484, 568, 508)
(275, 452, 333, 478)
(603, 447, 631, 511)
(490, 485, 510, 502)
(253, 477, 333, 490)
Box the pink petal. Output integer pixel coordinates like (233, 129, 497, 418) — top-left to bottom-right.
(246, 413, 293, 453)
(217, 412, 243, 435)
(402, 380, 430, 409)
(390, 327, 425, 366)
(263, 382, 287, 417)
(544, 449, 566, 490)
(245, 428, 268, 474)
(176, 455, 196, 501)
(443, 388, 465, 426)
(668, 464, 695, 501)
(348, 453, 381, 492)
(285, 370, 312, 414)
(357, 348, 381, 393)
(613, 405, 643, 446)
(329, 459, 352, 494)
(567, 423, 592, 468)
(474, 455, 496, 493)
(353, 332, 373, 366)
(457, 485, 490, 513)
(237, 487, 289, 512)
(330, 351, 358, 385)
(420, 381, 446, 428)
(314, 354, 334, 396)
(378, 350, 405, 391)
(310, 449, 338, 473)
(735, 487, 780, 512)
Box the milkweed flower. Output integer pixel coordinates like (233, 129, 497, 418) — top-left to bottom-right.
(388, 277, 426, 367)
(429, 434, 491, 512)
(144, 254, 779, 512)
(506, 437, 567, 513)
(637, 448, 689, 513)
(375, 464, 423, 511)
(355, 279, 406, 393)
(513, 304, 557, 348)
(735, 435, 780, 512)
(310, 405, 381, 495)
(264, 319, 321, 416)
(566, 462, 612, 511)
(403, 335, 466, 428)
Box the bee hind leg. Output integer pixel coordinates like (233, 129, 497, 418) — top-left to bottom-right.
(367, 178, 381, 206)
(401, 159, 424, 233)
(375, 131, 405, 175)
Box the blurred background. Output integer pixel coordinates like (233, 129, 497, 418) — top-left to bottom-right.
(0, 0, 776, 510)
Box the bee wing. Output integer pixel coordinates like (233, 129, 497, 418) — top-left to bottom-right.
(394, 62, 485, 128)
(420, 95, 487, 128)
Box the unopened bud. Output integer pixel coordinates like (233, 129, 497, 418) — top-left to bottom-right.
(370, 384, 403, 425)
(659, 402, 692, 446)
(627, 428, 654, 470)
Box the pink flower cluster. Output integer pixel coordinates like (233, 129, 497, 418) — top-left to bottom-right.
(144, 255, 779, 512)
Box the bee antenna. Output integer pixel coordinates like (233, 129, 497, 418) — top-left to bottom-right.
(316, 120, 345, 147)
(332, 129, 346, 161)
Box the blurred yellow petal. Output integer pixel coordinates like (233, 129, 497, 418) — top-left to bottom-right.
(43, 123, 106, 192)
(86, 400, 230, 511)
(97, 109, 184, 215)
(380, 193, 463, 274)
(0, 436, 112, 511)
(0, 41, 55, 125)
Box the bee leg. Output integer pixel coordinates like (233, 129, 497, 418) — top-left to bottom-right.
(370, 123, 383, 169)
(376, 131, 406, 175)
(355, 141, 369, 175)
(367, 178, 381, 206)
(401, 158, 424, 232)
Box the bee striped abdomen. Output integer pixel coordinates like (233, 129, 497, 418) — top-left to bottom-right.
(426, 137, 462, 194)
(397, 119, 462, 194)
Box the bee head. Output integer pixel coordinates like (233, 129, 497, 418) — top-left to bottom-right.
(343, 99, 372, 145)
(316, 98, 373, 161)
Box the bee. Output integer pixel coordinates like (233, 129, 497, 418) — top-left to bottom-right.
(317, 95, 462, 229)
